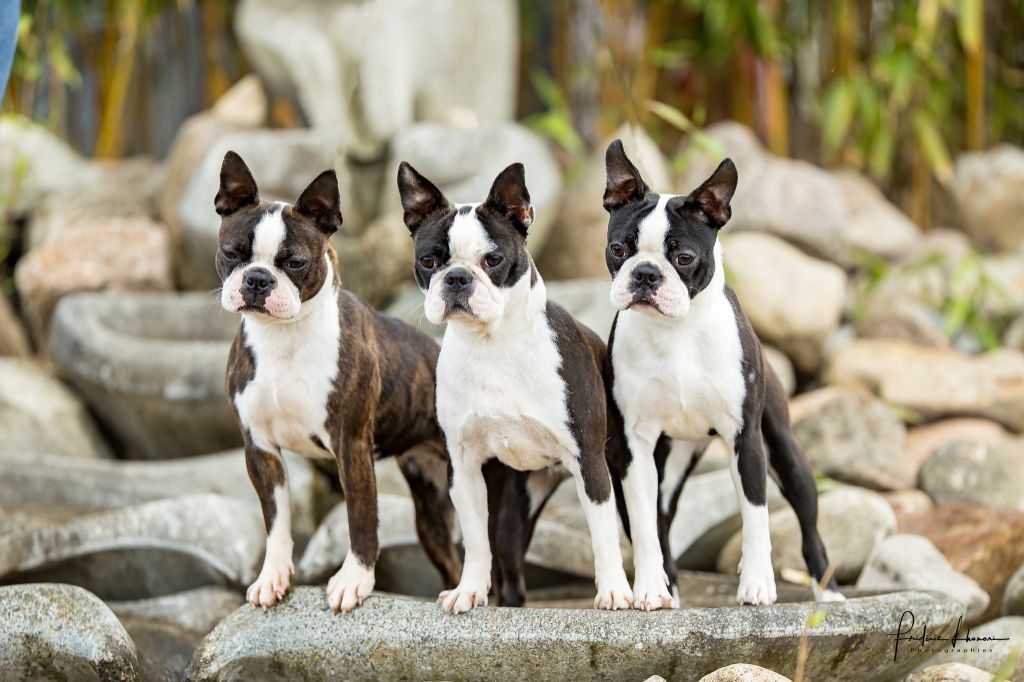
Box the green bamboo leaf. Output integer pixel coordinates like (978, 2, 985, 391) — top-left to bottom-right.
(807, 609, 828, 628)
(869, 127, 895, 178)
(644, 99, 696, 133)
(822, 80, 856, 151)
(912, 112, 954, 183)
(915, 0, 941, 55)
(958, 0, 983, 54)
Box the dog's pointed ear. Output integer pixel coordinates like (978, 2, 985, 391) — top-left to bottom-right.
(397, 162, 450, 234)
(484, 162, 533, 236)
(295, 169, 343, 234)
(215, 151, 259, 216)
(688, 158, 737, 228)
(603, 139, 649, 212)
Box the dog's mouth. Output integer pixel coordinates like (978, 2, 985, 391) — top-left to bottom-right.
(443, 300, 475, 319)
(626, 294, 662, 314)
(239, 303, 269, 314)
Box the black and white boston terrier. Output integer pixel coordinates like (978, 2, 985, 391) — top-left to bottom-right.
(601, 140, 843, 608)
(216, 151, 462, 613)
(397, 161, 634, 613)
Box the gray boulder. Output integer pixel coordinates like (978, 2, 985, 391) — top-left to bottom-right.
(954, 144, 1024, 251)
(0, 115, 88, 215)
(697, 664, 792, 682)
(234, 0, 517, 157)
(919, 440, 1024, 512)
(826, 340, 1024, 432)
(905, 663, 996, 682)
(49, 292, 241, 459)
(921, 616, 1024, 680)
(717, 487, 896, 584)
(0, 449, 329, 538)
(184, 588, 961, 681)
(0, 358, 112, 459)
(0, 495, 263, 600)
(1002, 564, 1024, 617)
(788, 386, 914, 490)
(0, 583, 140, 681)
(723, 232, 847, 372)
(856, 534, 990, 623)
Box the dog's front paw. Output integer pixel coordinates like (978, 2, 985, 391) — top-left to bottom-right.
(246, 558, 294, 609)
(438, 581, 489, 614)
(736, 552, 777, 605)
(631, 571, 677, 611)
(594, 574, 633, 610)
(326, 553, 375, 614)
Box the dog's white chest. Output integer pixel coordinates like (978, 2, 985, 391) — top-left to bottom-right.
(613, 298, 746, 441)
(233, 312, 340, 458)
(436, 321, 575, 469)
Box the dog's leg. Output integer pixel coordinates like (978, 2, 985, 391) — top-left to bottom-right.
(327, 432, 378, 613)
(244, 435, 294, 608)
(620, 422, 675, 610)
(438, 448, 492, 614)
(398, 442, 462, 590)
(761, 371, 843, 601)
(484, 462, 528, 606)
(725, 422, 778, 605)
(656, 437, 703, 602)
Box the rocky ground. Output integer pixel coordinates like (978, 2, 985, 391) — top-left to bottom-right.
(3, 5, 1024, 678)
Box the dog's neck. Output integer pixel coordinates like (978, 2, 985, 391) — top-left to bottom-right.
(447, 257, 547, 344)
(242, 255, 338, 340)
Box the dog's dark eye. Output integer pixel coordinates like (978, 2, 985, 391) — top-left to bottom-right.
(419, 256, 438, 270)
(609, 242, 626, 258)
(221, 247, 241, 262)
(675, 252, 696, 267)
(285, 257, 308, 271)
(484, 254, 503, 268)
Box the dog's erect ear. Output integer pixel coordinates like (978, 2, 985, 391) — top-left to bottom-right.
(483, 163, 533, 236)
(215, 151, 259, 216)
(603, 139, 649, 212)
(295, 170, 343, 234)
(397, 162, 450, 234)
(688, 158, 737, 228)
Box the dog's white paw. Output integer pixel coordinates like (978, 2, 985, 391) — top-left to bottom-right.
(594, 573, 634, 610)
(631, 570, 677, 611)
(246, 557, 294, 609)
(438, 581, 489, 614)
(815, 586, 846, 602)
(326, 553, 375, 614)
(736, 553, 777, 605)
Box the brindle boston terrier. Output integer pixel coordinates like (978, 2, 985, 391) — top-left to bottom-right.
(397, 161, 634, 613)
(216, 151, 462, 613)
(601, 140, 844, 608)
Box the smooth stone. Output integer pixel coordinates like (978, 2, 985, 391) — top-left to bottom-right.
(1003, 565, 1024, 617)
(49, 292, 241, 459)
(920, 616, 1024, 680)
(0, 293, 31, 357)
(723, 232, 847, 373)
(905, 419, 1011, 476)
(673, 468, 782, 571)
(14, 219, 173, 346)
(717, 487, 896, 584)
(883, 490, 935, 518)
(697, 663, 792, 681)
(788, 387, 913, 490)
(954, 144, 1024, 251)
(110, 588, 244, 682)
(234, 0, 517, 157)
(905, 662, 996, 682)
(919, 441, 1024, 511)
(831, 169, 922, 262)
(0, 449, 329, 538)
(0, 495, 263, 600)
(826, 340, 1024, 432)
(0, 583, 140, 681)
(0, 358, 112, 459)
(184, 588, 961, 681)
(538, 124, 670, 280)
(856, 534, 990, 623)
(855, 299, 951, 349)
(898, 504, 1024, 624)
(0, 114, 88, 214)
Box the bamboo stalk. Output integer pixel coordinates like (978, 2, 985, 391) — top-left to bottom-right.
(964, 0, 985, 150)
(94, 0, 140, 158)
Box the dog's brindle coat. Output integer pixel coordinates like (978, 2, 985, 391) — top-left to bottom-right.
(601, 140, 841, 608)
(398, 162, 633, 613)
(216, 152, 461, 613)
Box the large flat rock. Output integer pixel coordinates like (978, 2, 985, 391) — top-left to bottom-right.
(185, 588, 960, 681)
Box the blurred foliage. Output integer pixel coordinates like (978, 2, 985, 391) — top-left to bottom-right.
(520, 0, 1024, 227)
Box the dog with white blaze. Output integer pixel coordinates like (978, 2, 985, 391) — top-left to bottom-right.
(397, 161, 634, 613)
(216, 151, 464, 614)
(601, 140, 844, 608)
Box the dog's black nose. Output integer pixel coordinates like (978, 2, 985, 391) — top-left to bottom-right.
(243, 268, 275, 293)
(632, 263, 663, 287)
(444, 269, 473, 292)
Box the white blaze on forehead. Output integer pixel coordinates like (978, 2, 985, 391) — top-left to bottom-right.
(252, 202, 288, 263)
(448, 203, 495, 262)
(636, 194, 677, 255)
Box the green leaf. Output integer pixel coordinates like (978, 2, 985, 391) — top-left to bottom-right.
(807, 609, 828, 628)
(912, 111, 954, 183)
(644, 99, 696, 133)
(958, 0, 983, 54)
(822, 80, 857, 151)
